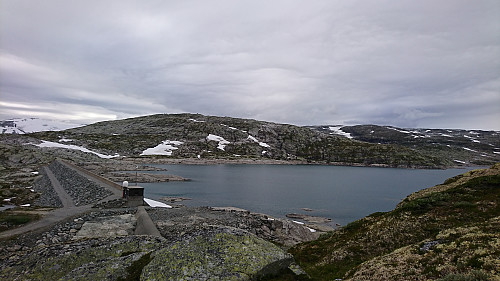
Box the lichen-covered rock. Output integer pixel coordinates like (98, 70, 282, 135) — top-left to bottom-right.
(148, 206, 320, 247)
(0, 236, 165, 281)
(141, 226, 293, 280)
(1, 226, 296, 281)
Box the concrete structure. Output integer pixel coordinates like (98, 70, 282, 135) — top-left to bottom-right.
(123, 185, 145, 207)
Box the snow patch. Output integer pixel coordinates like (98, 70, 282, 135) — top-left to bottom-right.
(207, 134, 230, 150)
(59, 138, 74, 142)
(248, 135, 270, 148)
(328, 126, 353, 139)
(463, 147, 478, 153)
(387, 127, 411, 134)
(140, 140, 183, 156)
(292, 220, 304, 225)
(32, 140, 119, 159)
(464, 135, 480, 143)
(454, 160, 466, 164)
(440, 133, 453, 137)
(221, 124, 238, 130)
(144, 198, 172, 208)
(306, 227, 317, 233)
(189, 118, 205, 123)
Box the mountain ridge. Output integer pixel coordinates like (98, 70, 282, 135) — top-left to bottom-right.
(28, 113, 447, 168)
(3, 113, 499, 168)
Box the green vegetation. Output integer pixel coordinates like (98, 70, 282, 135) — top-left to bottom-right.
(140, 230, 292, 280)
(288, 164, 500, 280)
(117, 252, 153, 281)
(3, 237, 163, 280)
(438, 270, 490, 281)
(0, 211, 40, 231)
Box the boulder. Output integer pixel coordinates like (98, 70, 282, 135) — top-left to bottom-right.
(141, 226, 294, 280)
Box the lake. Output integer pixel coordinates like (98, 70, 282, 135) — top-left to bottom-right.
(140, 164, 476, 225)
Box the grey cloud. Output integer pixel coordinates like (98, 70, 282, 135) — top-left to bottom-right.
(1, 0, 499, 129)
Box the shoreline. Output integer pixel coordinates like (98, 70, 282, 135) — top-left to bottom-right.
(122, 157, 478, 170)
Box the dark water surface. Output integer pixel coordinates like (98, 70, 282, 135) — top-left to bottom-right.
(141, 164, 476, 225)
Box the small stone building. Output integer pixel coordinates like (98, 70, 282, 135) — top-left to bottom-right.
(122, 181, 144, 207)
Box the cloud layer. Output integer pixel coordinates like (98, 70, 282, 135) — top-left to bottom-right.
(1, 0, 499, 129)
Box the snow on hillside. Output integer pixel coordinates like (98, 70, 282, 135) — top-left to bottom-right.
(247, 135, 270, 148)
(0, 118, 84, 134)
(31, 140, 119, 159)
(328, 126, 353, 139)
(207, 134, 230, 150)
(140, 140, 183, 156)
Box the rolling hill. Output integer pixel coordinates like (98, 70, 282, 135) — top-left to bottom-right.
(28, 113, 451, 168)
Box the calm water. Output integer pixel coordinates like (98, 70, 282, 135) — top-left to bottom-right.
(141, 165, 475, 225)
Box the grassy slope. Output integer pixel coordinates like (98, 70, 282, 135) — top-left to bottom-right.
(289, 164, 500, 280)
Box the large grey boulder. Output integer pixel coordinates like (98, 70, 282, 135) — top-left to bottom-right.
(141, 226, 293, 280)
(1, 227, 295, 281)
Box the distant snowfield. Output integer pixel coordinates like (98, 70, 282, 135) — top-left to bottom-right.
(31, 140, 119, 159)
(207, 134, 230, 150)
(1, 118, 84, 134)
(140, 140, 183, 156)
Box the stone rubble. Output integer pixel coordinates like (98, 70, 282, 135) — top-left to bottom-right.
(0, 206, 312, 280)
(32, 168, 63, 208)
(48, 161, 112, 206)
(147, 206, 321, 247)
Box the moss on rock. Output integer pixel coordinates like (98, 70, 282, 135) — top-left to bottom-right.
(141, 226, 293, 280)
(1, 236, 165, 281)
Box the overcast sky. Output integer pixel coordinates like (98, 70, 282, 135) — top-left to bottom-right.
(1, 0, 499, 130)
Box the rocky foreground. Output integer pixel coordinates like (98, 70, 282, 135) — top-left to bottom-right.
(0, 205, 320, 280)
(1, 156, 327, 280)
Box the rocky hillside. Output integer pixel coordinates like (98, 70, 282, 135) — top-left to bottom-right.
(28, 113, 447, 168)
(310, 125, 500, 167)
(289, 164, 500, 280)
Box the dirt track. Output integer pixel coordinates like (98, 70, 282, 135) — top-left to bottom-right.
(0, 161, 122, 239)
